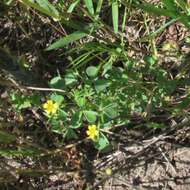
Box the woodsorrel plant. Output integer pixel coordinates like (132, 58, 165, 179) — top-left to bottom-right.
(8, 0, 190, 151)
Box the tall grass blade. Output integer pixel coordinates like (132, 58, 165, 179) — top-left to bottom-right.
(46, 31, 88, 50)
(162, 0, 176, 11)
(84, 0, 94, 15)
(140, 18, 178, 41)
(95, 0, 103, 18)
(137, 2, 190, 29)
(21, 0, 60, 20)
(175, 0, 188, 11)
(136, 3, 174, 17)
(67, 0, 80, 13)
(112, 0, 119, 34)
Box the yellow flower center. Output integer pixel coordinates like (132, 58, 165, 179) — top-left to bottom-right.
(86, 124, 99, 141)
(43, 100, 58, 115)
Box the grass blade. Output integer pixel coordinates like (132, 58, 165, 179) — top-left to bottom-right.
(140, 18, 178, 41)
(84, 0, 94, 15)
(162, 0, 177, 11)
(175, 0, 188, 11)
(21, 0, 60, 20)
(136, 3, 174, 17)
(112, 0, 119, 34)
(67, 0, 80, 13)
(46, 31, 88, 50)
(95, 0, 103, 18)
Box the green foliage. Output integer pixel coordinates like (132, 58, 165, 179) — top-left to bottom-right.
(21, 0, 60, 21)
(86, 66, 98, 78)
(46, 31, 88, 50)
(67, 0, 80, 13)
(136, 0, 190, 28)
(8, 0, 188, 151)
(112, 0, 119, 33)
(94, 132, 109, 150)
(10, 93, 40, 111)
(84, 0, 94, 15)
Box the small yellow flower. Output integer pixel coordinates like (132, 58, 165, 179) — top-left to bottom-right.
(105, 168, 112, 176)
(86, 124, 99, 141)
(162, 41, 178, 51)
(43, 100, 58, 115)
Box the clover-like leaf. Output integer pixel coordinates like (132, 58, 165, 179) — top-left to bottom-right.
(70, 111, 82, 128)
(94, 132, 109, 150)
(86, 66, 98, 78)
(84, 110, 98, 123)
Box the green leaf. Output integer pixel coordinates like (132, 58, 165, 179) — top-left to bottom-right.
(21, 0, 60, 21)
(64, 72, 77, 86)
(58, 110, 67, 120)
(136, 3, 175, 17)
(94, 79, 111, 92)
(20, 100, 31, 109)
(73, 90, 86, 107)
(102, 60, 113, 75)
(50, 93, 64, 105)
(144, 55, 157, 66)
(70, 112, 82, 128)
(112, 0, 119, 33)
(50, 76, 61, 85)
(86, 66, 98, 77)
(67, 0, 80, 13)
(49, 76, 65, 89)
(84, 0, 94, 15)
(75, 96, 86, 108)
(46, 31, 88, 50)
(83, 110, 98, 123)
(50, 120, 64, 134)
(95, 0, 103, 18)
(11, 93, 32, 110)
(162, 0, 177, 12)
(65, 128, 78, 139)
(103, 103, 118, 119)
(94, 132, 109, 150)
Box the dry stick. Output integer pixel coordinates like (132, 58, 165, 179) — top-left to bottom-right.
(26, 86, 66, 93)
(158, 146, 177, 175)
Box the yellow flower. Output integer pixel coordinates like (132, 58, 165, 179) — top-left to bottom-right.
(43, 100, 58, 115)
(162, 41, 178, 51)
(86, 124, 99, 141)
(105, 168, 112, 176)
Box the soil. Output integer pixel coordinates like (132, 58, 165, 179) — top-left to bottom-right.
(93, 124, 190, 190)
(96, 145, 190, 190)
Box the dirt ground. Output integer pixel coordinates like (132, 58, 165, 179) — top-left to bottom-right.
(96, 146, 190, 190)
(93, 125, 190, 190)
